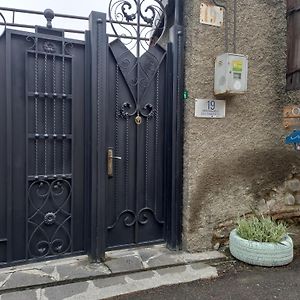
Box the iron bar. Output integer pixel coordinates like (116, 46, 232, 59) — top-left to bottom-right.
(0, 7, 89, 20)
(0, 7, 152, 27)
(0, 22, 150, 40)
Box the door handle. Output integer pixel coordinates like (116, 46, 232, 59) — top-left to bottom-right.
(107, 148, 122, 177)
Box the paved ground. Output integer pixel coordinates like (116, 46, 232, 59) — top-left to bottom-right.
(2, 246, 300, 300)
(0, 245, 225, 299)
(112, 251, 300, 300)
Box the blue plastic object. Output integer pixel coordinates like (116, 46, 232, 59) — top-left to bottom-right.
(285, 130, 300, 144)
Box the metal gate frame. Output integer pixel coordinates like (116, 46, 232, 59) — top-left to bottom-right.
(0, 0, 185, 264)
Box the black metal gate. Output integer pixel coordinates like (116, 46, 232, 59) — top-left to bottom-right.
(0, 17, 87, 266)
(0, 0, 184, 266)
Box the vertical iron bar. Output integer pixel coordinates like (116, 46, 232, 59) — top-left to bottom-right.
(125, 117, 129, 209)
(164, 43, 173, 241)
(114, 64, 119, 220)
(135, 0, 142, 245)
(34, 45, 39, 177)
(6, 31, 12, 263)
(84, 30, 91, 254)
(154, 69, 160, 216)
(70, 54, 74, 253)
(167, 23, 184, 250)
(25, 52, 28, 260)
(62, 53, 66, 175)
(88, 11, 107, 262)
(44, 54, 48, 176)
(145, 117, 149, 207)
(52, 55, 57, 176)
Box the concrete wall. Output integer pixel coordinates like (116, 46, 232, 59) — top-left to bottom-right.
(183, 0, 300, 251)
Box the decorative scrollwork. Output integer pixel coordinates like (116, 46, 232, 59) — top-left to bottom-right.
(108, 207, 164, 230)
(107, 209, 136, 229)
(64, 42, 73, 55)
(0, 12, 6, 38)
(120, 101, 154, 121)
(27, 179, 72, 258)
(120, 102, 136, 118)
(140, 103, 154, 118)
(109, 0, 166, 55)
(26, 36, 37, 50)
(137, 207, 164, 225)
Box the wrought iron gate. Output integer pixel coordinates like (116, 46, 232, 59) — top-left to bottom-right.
(0, 0, 184, 266)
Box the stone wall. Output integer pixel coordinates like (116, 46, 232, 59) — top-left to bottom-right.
(182, 0, 300, 251)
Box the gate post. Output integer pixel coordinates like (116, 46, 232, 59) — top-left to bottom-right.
(88, 11, 107, 262)
(167, 21, 185, 249)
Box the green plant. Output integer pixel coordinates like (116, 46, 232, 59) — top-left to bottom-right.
(236, 216, 288, 243)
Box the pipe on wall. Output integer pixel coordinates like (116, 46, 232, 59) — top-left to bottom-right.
(233, 0, 237, 53)
(212, 0, 228, 52)
(174, 0, 184, 26)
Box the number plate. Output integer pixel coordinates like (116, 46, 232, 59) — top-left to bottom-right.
(195, 99, 226, 118)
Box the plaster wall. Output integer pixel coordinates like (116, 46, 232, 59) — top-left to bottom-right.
(183, 0, 300, 251)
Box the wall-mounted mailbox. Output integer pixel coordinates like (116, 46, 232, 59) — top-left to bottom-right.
(214, 53, 248, 96)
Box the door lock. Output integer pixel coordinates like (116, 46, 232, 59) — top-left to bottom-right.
(107, 148, 122, 177)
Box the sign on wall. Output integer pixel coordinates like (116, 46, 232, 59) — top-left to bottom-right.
(200, 3, 224, 27)
(195, 99, 226, 118)
(283, 105, 300, 130)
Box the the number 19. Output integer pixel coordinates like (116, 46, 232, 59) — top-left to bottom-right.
(208, 100, 216, 111)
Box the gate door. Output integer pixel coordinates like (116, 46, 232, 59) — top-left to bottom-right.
(0, 24, 87, 265)
(104, 0, 169, 249)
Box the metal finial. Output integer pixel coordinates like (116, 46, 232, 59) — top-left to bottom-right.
(44, 9, 55, 28)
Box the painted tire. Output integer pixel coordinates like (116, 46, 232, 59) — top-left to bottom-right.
(229, 229, 293, 267)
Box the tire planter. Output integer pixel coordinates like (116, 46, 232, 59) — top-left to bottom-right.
(229, 229, 293, 267)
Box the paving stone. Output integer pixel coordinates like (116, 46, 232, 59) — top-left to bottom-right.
(43, 281, 89, 300)
(0, 273, 12, 287)
(93, 276, 126, 288)
(190, 262, 211, 270)
(106, 249, 138, 259)
(146, 254, 179, 268)
(1, 271, 53, 290)
(138, 249, 159, 262)
(156, 265, 187, 276)
(1, 289, 38, 300)
(56, 263, 109, 280)
(126, 270, 155, 281)
(105, 256, 143, 273)
(40, 266, 55, 275)
(176, 251, 226, 263)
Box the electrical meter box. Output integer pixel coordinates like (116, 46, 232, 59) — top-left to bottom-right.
(214, 53, 248, 95)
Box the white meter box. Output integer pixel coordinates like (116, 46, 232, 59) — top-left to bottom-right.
(214, 53, 248, 95)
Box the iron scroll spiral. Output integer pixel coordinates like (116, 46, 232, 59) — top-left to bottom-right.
(0, 11, 6, 38)
(108, 0, 166, 55)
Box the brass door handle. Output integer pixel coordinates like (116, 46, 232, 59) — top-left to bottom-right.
(107, 148, 122, 177)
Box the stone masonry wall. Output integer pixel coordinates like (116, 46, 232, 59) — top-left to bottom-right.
(183, 0, 300, 251)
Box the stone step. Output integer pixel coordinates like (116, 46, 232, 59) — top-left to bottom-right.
(0, 245, 226, 295)
(0, 262, 219, 300)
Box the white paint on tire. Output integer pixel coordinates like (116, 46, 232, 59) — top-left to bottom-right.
(229, 229, 293, 267)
